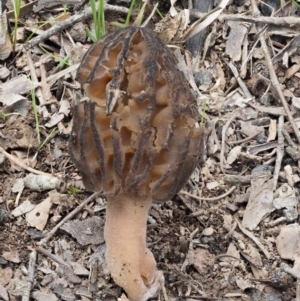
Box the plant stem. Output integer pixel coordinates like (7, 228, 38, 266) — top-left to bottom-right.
(125, 0, 136, 26)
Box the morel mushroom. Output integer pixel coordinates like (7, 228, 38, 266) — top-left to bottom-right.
(69, 27, 205, 301)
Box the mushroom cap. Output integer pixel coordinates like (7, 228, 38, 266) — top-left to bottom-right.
(69, 27, 205, 202)
(276, 223, 300, 262)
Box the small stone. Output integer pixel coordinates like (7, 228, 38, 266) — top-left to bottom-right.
(69, 22, 87, 43)
(27, 228, 44, 240)
(2, 250, 20, 263)
(40, 274, 54, 286)
(283, 209, 298, 222)
(226, 203, 239, 213)
(194, 70, 213, 86)
(0, 210, 8, 225)
(12, 199, 35, 217)
(234, 192, 250, 204)
(0, 284, 9, 301)
(0, 67, 10, 80)
(0, 257, 8, 265)
(251, 164, 274, 174)
(31, 291, 58, 301)
(206, 181, 219, 190)
(256, 133, 267, 144)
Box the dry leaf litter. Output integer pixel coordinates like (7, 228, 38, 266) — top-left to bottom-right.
(1, 0, 300, 300)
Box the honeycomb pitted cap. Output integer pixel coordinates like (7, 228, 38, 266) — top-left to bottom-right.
(69, 26, 205, 202)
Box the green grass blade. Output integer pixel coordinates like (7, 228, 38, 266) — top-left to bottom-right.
(30, 79, 41, 144)
(100, 0, 105, 37)
(125, 0, 136, 26)
(86, 28, 97, 42)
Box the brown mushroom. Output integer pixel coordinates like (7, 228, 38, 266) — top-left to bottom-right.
(69, 27, 205, 301)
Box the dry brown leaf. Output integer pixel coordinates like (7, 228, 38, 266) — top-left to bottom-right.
(242, 178, 274, 230)
(61, 216, 105, 245)
(11, 178, 24, 193)
(277, 223, 300, 281)
(227, 146, 242, 165)
(155, 11, 188, 43)
(70, 262, 89, 276)
(225, 21, 248, 62)
(193, 248, 213, 274)
(51, 279, 75, 300)
(0, 267, 13, 286)
(31, 291, 58, 301)
(286, 64, 300, 79)
(223, 89, 251, 109)
(239, 120, 263, 137)
(185, 0, 230, 40)
(235, 276, 253, 291)
(2, 250, 20, 263)
(226, 243, 240, 267)
(59, 99, 71, 116)
(0, 75, 39, 105)
(223, 214, 233, 229)
(273, 183, 297, 213)
(0, 11, 12, 60)
(45, 112, 64, 128)
(26, 196, 52, 230)
(0, 284, 9, 301)
(277, 224, 300, 264)
(6, 268, 27, 300)
(11, 199, 35, 217)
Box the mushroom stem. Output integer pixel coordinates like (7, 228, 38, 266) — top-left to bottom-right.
(104, 194, 161, 301)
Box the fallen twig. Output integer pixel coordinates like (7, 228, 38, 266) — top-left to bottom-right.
(220, 112, 237, 173)
(141, 2, 158, 27)
(228, 132, 260, 145)
(22, 250, 37, 301)
(36, 246, 71, 267)
(235, 218, 271, 259)
(225, 61, 252, 98)
(0, 146, 56, 177)
(281, 263, 300, 280)
(273, 116, 284, 190)
(180, 186, 236, 206)
(189, 12, 300, 29)
(46, 63, 80, 84)
(24, 4, 129, 50)
(220, 14, 300, 28)
(224, 170, 271, 186)
(225, 220, 238, 240)
(250, 0, 300, 144)
(282, 128, 298, 150)
(38, 191, 101, 246)
(26, 51, 49, 118)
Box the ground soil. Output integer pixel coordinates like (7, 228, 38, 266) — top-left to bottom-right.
(1, 1, 299, 301)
